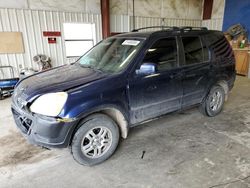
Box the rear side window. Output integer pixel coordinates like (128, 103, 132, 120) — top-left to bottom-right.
(143, 37, 177, 72)
(182, 37, 203, 65)
(204, 32, 233, 59)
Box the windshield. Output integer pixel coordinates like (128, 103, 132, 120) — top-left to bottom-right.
(77, 38, 144, 73)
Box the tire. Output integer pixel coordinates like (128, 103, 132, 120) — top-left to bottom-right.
(71, 113, 120, 166)
(0, 90, 3, 100)
(199, 85, 225, 117)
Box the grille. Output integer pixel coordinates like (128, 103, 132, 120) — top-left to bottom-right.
(12, 108, 33, 134)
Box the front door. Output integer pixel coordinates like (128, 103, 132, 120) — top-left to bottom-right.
(128, 37, 183, 124)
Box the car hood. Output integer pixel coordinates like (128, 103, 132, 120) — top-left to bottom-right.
(15, 64, 107, 101)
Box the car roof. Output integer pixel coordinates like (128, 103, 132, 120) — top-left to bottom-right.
(112, 27, 221, 39)
(113, 31, 153, 39)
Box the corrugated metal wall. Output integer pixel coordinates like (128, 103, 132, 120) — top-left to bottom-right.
(0, 8, 102, 78)
(110, 15, 202, 33)
(202, 19, 223, 31)
(133, 16, 202, 30)
(110, 15, 130, 32)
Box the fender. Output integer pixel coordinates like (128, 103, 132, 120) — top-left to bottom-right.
(202, 73, 230, 103)
(67, 102, 130, 144)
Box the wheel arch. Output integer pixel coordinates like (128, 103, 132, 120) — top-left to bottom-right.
(204, 74, 230, 103)
(69, 105, 129, 146)
(216, 80, 229, 101)
(100, 108, 129, 139)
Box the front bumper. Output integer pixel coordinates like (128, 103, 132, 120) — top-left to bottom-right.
(11, 104, 78, 148)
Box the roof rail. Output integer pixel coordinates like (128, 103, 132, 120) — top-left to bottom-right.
(180, 26, 208, 31)
(131, 26, 179, 32)
(131, 26, 208, 32)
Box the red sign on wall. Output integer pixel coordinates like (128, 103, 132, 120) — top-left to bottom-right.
(48, 37, 57, 44)
(43, 31, 61, 37)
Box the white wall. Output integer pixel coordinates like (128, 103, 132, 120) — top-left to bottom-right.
(0, 8, 102, 78)
(0, 0, 102, 78)
(111, 15, 202, 33)
(0, 0, 100, 13)
(0, 0, 204, 21)
(110, 0, 203, 33)
(110, 0, 203, 19)
(202, 0, 225, 30)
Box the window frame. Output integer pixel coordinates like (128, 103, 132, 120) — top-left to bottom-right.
(139, 36, 179, 73)
(200, 35, 211, 63)
(180, 35, 210, 67)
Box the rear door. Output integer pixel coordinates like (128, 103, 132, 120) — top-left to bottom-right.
(128, 37, 183, 124)
(180, 35, 211, 107)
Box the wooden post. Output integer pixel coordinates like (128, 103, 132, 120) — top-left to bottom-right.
(101, 0, 110, 39)
(203, 0, 214, 20)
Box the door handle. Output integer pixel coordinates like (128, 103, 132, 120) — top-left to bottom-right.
(185, 73, 196, 78)
(170, 72, 183, 79)
(147, 85, 157, 91)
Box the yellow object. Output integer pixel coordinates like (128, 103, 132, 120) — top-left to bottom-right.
(0, 32, 24, 54)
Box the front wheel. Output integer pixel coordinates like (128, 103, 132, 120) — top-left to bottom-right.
(200, 85, 225, 117)
(71, 114, 120, 166)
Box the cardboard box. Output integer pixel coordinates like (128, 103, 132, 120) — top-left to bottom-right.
(224, 33, 232, 42)
(232, 40, 239, 48)
(237, 34, 245, 41)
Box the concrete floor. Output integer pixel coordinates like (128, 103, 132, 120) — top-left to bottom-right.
(0, 76, 250, 188)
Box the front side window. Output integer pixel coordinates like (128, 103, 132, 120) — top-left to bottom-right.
(142, 37, 177, 72)
(182, 37, 203, 65)
(77, 38, 144, 73)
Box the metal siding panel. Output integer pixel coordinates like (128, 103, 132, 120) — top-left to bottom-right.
(40, 11, 50, 63)
(59, 12, 67, 64)
(26, 10, 38, 70)
(0, 9, 11, 77)
(202, 19, 223, 30)
(32, 10, 44, 56)
(6, 9, 19, 76)
(53, 11, 64, 67)
(0, 8, 103, 77)
(20, 10, 33, 70)
(47, 11, 58, 67)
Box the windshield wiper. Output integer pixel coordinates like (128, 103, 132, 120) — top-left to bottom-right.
(79, 64, 94, 69)
(79, 64, 105, 73)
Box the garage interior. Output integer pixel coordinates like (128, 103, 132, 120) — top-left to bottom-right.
(0, 0, 250, 187)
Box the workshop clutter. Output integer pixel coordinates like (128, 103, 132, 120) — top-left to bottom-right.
(224, 24, 248, 49)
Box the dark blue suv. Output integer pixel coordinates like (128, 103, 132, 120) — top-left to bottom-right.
(12, 27, 236, 165)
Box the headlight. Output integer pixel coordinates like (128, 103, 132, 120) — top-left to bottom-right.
(30, 92, 68, 117)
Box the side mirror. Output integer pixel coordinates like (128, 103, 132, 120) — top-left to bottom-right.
(136, 63, 156, 75)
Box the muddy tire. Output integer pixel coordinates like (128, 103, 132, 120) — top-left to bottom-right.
(71, 113, 120, 166)
(200, 85, 225, 117)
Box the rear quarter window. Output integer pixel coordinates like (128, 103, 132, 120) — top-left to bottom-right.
(203, 32, 233, 59)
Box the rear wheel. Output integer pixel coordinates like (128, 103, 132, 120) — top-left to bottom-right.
(71, 114, 120, 166)
(200, 85, 225, 117)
